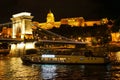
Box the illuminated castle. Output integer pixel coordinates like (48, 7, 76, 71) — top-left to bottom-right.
(37, 10, 108, 29)
(47, 10, 55, 23)
(38, 10, 61, 29)
(0, 11, 110, 40)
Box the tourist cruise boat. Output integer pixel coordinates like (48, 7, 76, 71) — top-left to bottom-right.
(21, 48, 110, 65)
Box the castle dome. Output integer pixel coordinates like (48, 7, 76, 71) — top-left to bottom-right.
(47, 10, 54, 17)
(46, 10, 55, 22)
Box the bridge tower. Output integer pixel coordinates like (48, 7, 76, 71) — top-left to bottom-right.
(11, 12, 34, 40)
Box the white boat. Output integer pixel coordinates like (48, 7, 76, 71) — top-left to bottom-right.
(21, 49, 110, 65)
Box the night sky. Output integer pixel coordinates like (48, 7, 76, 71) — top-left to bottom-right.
(0, 0, 120, 23)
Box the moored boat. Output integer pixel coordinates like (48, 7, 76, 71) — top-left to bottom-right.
(21, 49, 110, 65)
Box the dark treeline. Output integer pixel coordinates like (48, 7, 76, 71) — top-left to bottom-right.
(49, 24, 109, 38)
(49, 19, 120, 39)
(49, 23, 114, 44)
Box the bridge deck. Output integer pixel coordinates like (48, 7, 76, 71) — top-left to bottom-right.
(0, 38, 23, 43)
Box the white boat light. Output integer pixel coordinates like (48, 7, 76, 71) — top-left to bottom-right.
(80, 58, 84, 60)
(13, 12, 31, 17)
(42, 54, 55, 58)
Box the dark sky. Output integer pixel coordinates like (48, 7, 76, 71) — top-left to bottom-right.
(0, 0, 120, 23)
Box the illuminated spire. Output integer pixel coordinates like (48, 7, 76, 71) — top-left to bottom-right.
(46, 10, 55, 22)
(49, 9, 52, 13)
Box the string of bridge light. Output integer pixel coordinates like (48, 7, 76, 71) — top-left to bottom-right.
(0, 21, 21, 26)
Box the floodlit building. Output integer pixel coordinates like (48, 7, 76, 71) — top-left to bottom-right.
(38, 10, 61, 29)
(0, 11, 111, 42)
(37, 11, 108, 29)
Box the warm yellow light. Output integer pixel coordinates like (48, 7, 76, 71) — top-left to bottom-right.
(116, 52, 120, 61)
(17, 42, 25, 49)
(25, 42, 35, 49)
(11, 44, 16, 49)
(78, 37, 81, 40)
(13, 12, 31, 18)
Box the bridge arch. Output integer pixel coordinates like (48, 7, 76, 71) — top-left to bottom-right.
(11, 12, 34, 40)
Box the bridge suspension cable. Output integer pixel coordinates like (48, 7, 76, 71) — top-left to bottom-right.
(0, 22, 12, 26)
(31, 23, 74, 41)
(0, 21, 21, 26)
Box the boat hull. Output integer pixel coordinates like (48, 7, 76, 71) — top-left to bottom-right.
(22, 59, 110, 65)
(21, 54, 110, 65)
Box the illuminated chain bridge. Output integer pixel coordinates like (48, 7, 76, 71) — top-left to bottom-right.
(0, 12, 87, 50)
(0, 21, 87, 52)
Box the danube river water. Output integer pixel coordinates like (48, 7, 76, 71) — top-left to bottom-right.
(0, 56, 120, 80)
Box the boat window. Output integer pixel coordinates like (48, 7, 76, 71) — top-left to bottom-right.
(44, 58, 49, 61)
(42, 54, 55, 58)
(80, 58, 84, 60)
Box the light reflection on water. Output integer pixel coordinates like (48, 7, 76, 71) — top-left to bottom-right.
(0, 57, 117, 80)
(0, 57, 40, 80)
(1, 50, 120, 80)
(1, 43, 120, 79)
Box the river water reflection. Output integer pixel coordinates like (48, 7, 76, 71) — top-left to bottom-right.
(1, 42, 120, 80)
(1, 57, 120, 80)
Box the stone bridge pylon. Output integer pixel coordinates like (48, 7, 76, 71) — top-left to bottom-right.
(11, 12, 34, 40)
